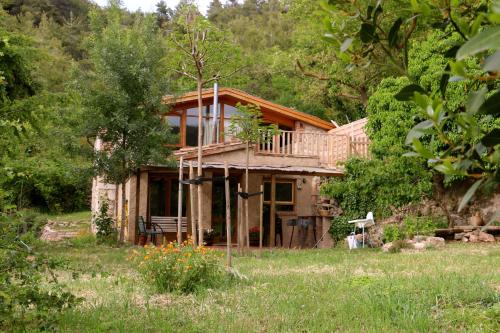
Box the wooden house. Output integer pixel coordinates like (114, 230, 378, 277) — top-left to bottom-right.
(91, 88, 369, 247)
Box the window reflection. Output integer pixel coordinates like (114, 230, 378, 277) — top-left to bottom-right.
(167, 115, 181, 144)
(186, 104, 220, 146)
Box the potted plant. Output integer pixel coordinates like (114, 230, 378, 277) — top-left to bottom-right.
(249, 226, 260, 246)
(203, 229, 216, 246)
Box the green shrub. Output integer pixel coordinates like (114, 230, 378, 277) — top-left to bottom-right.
(329, 216, 352, 245)
(0, 213, 79, 330)
(134, 240, 230, 294)
(93, 200, 116, 245)
(382, 225, 402, 243)
(402, 216, 447, 239)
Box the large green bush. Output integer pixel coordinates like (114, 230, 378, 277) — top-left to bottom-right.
(322, 76, 433, 243)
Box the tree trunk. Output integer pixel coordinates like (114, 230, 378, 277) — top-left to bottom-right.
(196, 79, 204, 245)
(189, 161, 197, 246)
(177, 156, 184, 244)
(245, 141, 250, 250)
(119, 180, 126, 244)
(224, 161, 231, 267)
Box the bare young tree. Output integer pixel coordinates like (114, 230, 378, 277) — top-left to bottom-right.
(168, 5, 241, 245)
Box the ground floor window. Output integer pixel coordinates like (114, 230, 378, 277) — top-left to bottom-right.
(264, 179, 295, 212)
(149, 177, 187, 217)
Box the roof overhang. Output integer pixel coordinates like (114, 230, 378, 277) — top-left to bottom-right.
(163, 88, 335, 131)
(143, 162, 343, 177)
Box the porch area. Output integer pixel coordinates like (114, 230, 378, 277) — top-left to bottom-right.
(130, 164, 339, 249)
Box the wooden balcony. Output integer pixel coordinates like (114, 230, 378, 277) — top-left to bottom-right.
(256, 130, 370, 169)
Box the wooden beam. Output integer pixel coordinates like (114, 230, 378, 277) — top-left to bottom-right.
(189, 161, 197, 246)
(240, 183, 243, 255)
(259, 183, 264, 255)
(224, 162, 231, 267)
(270, 174, 276, 247)
(177, 156, 183, 244)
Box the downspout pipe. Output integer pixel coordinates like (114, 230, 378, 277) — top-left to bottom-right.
(211, 82, 219, 144)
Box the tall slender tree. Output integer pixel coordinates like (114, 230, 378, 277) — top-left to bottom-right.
(168, 5, 240, 245)
(81, 1, 174, 243)
(228, 103, 277, 251)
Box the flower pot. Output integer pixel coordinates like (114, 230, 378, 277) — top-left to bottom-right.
(249, 234, 259, 246)
(319, 209, 330, 217)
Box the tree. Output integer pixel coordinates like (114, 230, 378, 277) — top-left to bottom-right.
(168, 5, 240, 245)
(81, 1, 174, 243)
(397, 2, 499, 215)
(228, 103, 277, 251)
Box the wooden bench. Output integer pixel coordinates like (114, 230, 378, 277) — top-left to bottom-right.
(150, 216, 188, 233)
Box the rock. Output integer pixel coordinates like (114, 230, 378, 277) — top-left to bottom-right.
(425, 236, 445, 247)
(413, 242, 426, 250)
(462, 236, 469, 242)
(454, 233, 465, 240)
(478, 231, 495, 242)
(382, 242, 393, 252)
(414, 235, 427, 242)
(469, 234, 479, 243)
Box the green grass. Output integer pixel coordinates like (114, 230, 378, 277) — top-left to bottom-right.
(43, 242, 500, 333)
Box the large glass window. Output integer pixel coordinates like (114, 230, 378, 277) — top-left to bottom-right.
(167, 115, 181, 144)
(149, 180, 166, 216)
(223, 104, 239, 142)
(149, 178, 186, 217)
(186, 104, 220, 146)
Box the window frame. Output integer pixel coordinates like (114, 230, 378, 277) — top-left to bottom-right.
(263, 179, 296, 212)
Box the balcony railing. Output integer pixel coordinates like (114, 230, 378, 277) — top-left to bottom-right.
(256, 130, 370, 168)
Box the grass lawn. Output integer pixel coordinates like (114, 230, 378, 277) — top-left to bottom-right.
(42, 240, 500, 333)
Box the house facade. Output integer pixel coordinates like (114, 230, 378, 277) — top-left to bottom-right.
(91, 88, 369, 247)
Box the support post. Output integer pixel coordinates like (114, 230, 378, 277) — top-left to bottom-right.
(244, 142, 250, 250)
(177, 156, 184, 244)
(189, 162, 197, 246)
(259, 184, 263, 255)
(270, 174, 276, 247)
(224, 162, 231, 267)
(237, 183, 242, 255)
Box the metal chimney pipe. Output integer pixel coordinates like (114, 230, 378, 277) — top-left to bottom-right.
(211, 82, 219, 144)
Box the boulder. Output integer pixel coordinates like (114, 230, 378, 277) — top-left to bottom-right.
(454, 233, 465, 240)
(425, 237, 445, 247)
(478, 231, 495, 242)
(469, 234, 479, 243)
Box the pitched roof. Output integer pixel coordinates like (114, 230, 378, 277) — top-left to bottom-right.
(163, 87, 335, 130)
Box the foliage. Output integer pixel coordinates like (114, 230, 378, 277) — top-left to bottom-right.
(383, 216, 448, 243)
(382, 225, 402, 243)
(328, 216, 352, 245)
(322, 157, 433, 243)
(398, 4, 500, 213)
(0, 212, 79, 330)
(228, 103, 278, 144)
(93, 199, 116, 245)
(80, 1, 175, 242)
(133, 240, 229, 294)
(0, 10, 92, 213)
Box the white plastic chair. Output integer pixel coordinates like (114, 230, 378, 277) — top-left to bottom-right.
(348, 212, 375, 248)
